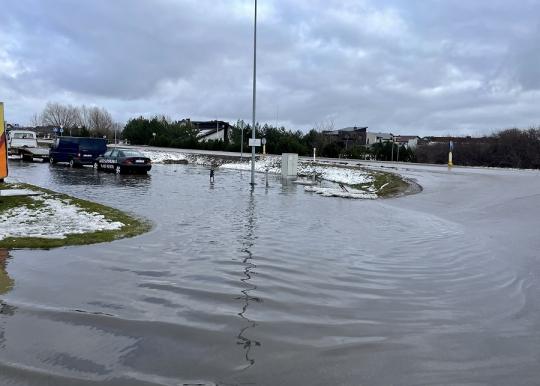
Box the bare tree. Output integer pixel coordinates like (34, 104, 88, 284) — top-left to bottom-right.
(36, 102, 118, 137)
(88, 107, 114, 137)
(40, 102, 80, 129)
(30, 113, 41, 127)
(314, 118, 335, 133)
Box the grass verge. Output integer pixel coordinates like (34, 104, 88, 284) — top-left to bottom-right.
(351, 170, 410, 198)
(0, 182, 151, 249)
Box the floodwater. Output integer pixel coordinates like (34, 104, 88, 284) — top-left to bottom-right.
(1, 160, 540, 385)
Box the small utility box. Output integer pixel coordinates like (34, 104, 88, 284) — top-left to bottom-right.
(281, 153, 298, 178)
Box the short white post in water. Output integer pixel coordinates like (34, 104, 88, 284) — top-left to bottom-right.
(313, 147, 316, 162)
(448, 140, 454, 167)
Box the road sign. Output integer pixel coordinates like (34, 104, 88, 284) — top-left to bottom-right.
(59, 128, 64, 134)
(261, 137, 267, 145)
(249, 138, 261, 147)
(449, 140, 454, 151)
(53, 127, 58, 133)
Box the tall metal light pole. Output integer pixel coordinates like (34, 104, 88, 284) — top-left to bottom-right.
(250, 0, 257, 186)
(240, 121, 244, 160)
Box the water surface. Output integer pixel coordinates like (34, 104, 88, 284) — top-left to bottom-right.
(1, 161, 539, 385)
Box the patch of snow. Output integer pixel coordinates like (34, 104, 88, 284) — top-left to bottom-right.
(139, 149, 375, 189)
(220, 157, 281, 174)
(0, 196, 124, 240)
(298, 164, 373, 185)
(304, 186, 377, 199)
(221, 157, 373, 185)
(0, 189, 41, 197)
(142, 151, 187, 164)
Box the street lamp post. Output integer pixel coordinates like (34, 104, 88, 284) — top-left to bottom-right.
(240, 121, 244, 161)
(250, 0, 257, 186)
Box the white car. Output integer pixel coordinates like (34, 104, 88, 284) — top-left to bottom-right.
(7, 130, 50, 161)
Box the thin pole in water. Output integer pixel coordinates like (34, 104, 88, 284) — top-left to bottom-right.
(240, 122, 244, 161)
(250, 0, 257, 186)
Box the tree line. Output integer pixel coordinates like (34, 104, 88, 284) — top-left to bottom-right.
(36, 108, 539, 169)
(121, 116, 416, 161)
(32, 102, 121, 139)
(416, 128, 540, 169)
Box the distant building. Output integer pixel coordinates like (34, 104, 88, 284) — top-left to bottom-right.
(365, 132, 394, 146)
(394, 135, 420, 149)
(191, 120, 233, 143)
(322, 126, 368, 148)
(321, 126, 401, 148)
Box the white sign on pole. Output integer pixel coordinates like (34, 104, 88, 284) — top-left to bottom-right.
(249, 138, 261, 147)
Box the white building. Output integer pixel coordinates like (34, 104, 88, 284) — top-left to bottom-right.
(365, 132, 393, 146)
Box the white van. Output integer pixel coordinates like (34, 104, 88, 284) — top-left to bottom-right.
(7, 130, 38, 155)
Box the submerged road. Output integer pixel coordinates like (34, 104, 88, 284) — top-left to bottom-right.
(0, 159, 539, 385)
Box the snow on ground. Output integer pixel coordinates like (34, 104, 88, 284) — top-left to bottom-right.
(298, 164, 373, 185)
(0, 189, 40, 197)
(142, 151, 187, 164)
(220, 157, 281, 174)
(304, 186, 378, 199)
(0, 196, 124, 240)
(141, 149, 375, 188)
(221, 156, 374, 186)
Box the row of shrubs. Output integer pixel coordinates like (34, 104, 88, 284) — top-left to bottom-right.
(122, 116, 540, 169)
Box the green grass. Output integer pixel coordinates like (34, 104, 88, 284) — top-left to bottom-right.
(0, 182, 151, 249)
(352, 170, 409, 198)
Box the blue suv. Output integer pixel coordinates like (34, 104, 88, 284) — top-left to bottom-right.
(49, 137, 108, 167)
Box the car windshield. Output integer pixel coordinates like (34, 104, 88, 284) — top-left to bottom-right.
(12, 132, 35, 139)
(119, 150, 144, 157)
(79, 138, 107, 151)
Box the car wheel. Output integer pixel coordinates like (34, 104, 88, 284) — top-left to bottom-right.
(69, 159, 75, 168)
(115, 165, 122, 174)
(49, 156, 56, 164)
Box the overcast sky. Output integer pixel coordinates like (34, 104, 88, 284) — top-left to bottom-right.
(1, 0, 540, 135)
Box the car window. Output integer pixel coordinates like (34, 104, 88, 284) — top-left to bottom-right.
(79, 138, 107, 152)
(110, 149, 118, 157)
(103, 150, 112, 157)
(118, 151, 125, 157)
(120, 150, 144, 157)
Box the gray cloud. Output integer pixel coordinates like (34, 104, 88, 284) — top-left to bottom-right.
(1, 0, 539, 135)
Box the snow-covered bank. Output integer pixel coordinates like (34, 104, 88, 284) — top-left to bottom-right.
(0, 195, 123, 240)
(218, 156, 375, 186)
(142, 150, 373, 186)
(304, 186, 377, 199)
(0, 183, 150, 248)
(139, 149, 410, 198)
(141, 150, 188, 164)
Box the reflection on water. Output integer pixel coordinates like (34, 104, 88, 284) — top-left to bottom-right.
(48, 165, 152, 189)
(236, 191, 261, 370)
(2, 161, 540, 385)
(0, 249, 15, 351)
(0, 249, 13, 296)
